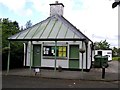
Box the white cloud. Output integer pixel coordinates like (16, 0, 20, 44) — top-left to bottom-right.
(0, 0, 118, 47)
(18, 8, 33, 16)
(30, 0, 79, 18)
(0, 0, 33, 16)
(0, 0, 26, 12)
(62, 0, 118, 47)
(26, 9, 32, 16)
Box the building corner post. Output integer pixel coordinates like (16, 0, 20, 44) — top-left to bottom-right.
(81, 41, 84, 73)
(30, 41, 33, 72)
(7, 42, 10, 75)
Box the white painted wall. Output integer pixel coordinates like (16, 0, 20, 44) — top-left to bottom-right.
(87, 41, 92, 69)
(41, 59, 55, 67)
(41, 59, 69, 68)
(92, 51, 95, 62)
(26, 41, 31, 66)
(25, 41, 92, 70)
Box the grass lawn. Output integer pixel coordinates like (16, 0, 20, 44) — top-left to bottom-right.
(112, 57, 120, 61)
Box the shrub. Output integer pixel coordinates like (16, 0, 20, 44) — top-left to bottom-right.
(112, 57, 120, 61)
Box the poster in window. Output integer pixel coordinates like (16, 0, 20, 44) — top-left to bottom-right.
(46, 48, 49, 51)
(52, 49, 55, 55)
(63, 47, 66, 51)
(59, 47, 62, 51)
(58, 52, 62, 57)
(63, 52, 66, 57)
(46, 51, 49, 55)
(52, 49, 54, 54)
(43, 47, 46, 54)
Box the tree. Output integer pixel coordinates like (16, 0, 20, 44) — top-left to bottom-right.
(25, 20, 32, 29)
(112, 0, 120, 8)
(117, 48, 120, 56)
(112, 47, 118, 57)
(94, 40, 110, 50)
(2, 18, 24, 70)
(2, 18, 20, 48)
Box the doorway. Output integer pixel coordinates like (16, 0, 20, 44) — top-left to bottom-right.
(33, 45, 41, 67)
(69, 45, 79, 69)
(98, 51, 102, 56)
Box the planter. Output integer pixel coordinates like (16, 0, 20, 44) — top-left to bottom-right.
(58, 66, 62, 72)
(79, 49, 85, 53)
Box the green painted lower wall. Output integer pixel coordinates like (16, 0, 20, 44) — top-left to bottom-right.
(69, 60, 79, 69)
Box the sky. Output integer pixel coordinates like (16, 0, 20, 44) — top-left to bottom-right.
(0, 0, 119, 48)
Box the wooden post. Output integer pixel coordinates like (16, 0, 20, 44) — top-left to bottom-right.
(30, 41, 33, 72)
(102, 66, 105, 79)
(7, 42, 10, 75)
(23, 43, 26, 66)
(81, 41, 84, 76)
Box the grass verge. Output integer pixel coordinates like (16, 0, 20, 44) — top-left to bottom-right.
(112, 57, 120, 61)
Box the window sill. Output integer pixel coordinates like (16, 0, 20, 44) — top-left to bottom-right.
(69, 58, 79, 60)
(43, 56, 68, 60)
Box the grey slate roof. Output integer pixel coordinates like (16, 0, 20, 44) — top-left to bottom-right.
(8, 14, 92, 42)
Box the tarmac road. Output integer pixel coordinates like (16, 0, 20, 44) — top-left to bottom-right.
(2, 75, 119, 88)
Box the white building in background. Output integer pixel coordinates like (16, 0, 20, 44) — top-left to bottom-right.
(94, 50, 112, 61)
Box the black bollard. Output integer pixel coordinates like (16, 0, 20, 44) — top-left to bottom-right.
(102, 65, 105, 79)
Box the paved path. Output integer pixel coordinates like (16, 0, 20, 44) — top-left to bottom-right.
(2, 61, 119, 81)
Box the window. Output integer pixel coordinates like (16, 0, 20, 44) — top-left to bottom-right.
(43, 46, 67, 58)
(98, 51, 102, 56)
(58, 46, 67, 57)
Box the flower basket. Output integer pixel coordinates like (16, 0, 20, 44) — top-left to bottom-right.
(58, 66, 62, 72)
(79, 49, 85, 53)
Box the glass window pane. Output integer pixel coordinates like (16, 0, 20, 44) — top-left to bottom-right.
(63, 52, 66, 57)
(58, 51, 62, 57)
(59, 46, 63, 51)
(63, 47, 66, 51)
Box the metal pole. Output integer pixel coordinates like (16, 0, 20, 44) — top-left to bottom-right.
(82, 53, 83, 72)
(102, 66, 105, 79)
(7, 42, 10, 75)
(54, 41, 57, 71)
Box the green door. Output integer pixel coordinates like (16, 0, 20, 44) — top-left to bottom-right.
(33, 45, 41, 67)
(69, 45, 79, 69)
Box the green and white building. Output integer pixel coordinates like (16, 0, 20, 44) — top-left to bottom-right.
(8, 1, 94, 71)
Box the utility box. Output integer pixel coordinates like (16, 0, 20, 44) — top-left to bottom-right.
(94, 55, 108, 68)
(101, 56, 108, 67)
(94, 50, 112, 61)
(94, 55, 101, 68)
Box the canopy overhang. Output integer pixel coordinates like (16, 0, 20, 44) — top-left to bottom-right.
(8, 15, 93, 43)
(8, 38, 86, 41)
